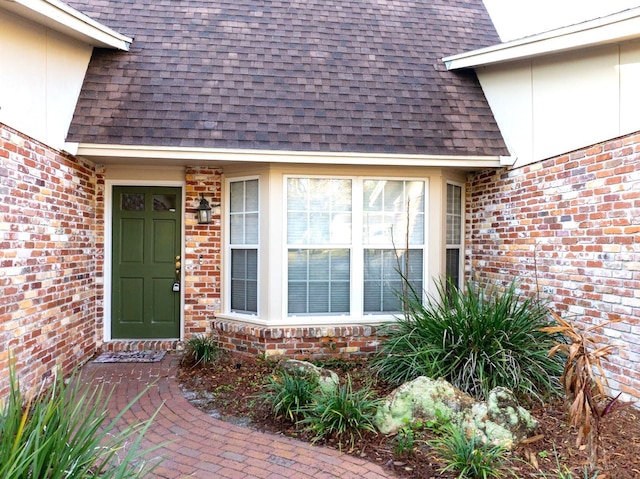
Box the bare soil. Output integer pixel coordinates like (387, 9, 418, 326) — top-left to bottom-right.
(177, 353, 640, 478)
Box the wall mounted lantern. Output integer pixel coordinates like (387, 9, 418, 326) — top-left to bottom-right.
(195, 193, 212, 224)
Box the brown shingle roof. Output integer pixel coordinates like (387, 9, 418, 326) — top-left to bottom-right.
(65, 0, 508, 156)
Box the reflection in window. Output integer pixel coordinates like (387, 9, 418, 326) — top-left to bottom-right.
(153, 194, 176, 212)
(287, 178, 352, 245)
(364, 249, 423, 313)
(363, 180, 425, 314)
(121, 193, 144, 211)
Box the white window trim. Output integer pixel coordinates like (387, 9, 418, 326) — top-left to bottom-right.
(282, 174, 428, 324)
(223, 175, 261, 319)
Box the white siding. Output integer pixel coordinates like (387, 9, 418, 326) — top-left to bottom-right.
(0, 9, 92, 150)
(476, 39, 640, 166)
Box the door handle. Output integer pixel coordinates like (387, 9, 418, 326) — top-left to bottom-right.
(173, 255, 181, 292)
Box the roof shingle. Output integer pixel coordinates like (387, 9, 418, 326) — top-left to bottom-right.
(66, 0, 508, 156)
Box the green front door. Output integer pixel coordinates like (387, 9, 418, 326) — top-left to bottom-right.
(111, 186, 182, 339)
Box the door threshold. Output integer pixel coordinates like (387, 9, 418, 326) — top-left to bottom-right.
(101, 339, 181, 352)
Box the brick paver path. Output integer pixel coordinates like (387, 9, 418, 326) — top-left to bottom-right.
(81, 353, 393, 479)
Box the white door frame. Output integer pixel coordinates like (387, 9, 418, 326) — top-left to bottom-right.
(103, 179, 186, 341)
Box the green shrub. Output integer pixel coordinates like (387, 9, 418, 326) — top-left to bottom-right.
(429, 424, 510, 479)
(393, 426, 416, 458)
(300, 375, 381, 451)
(260, 370, 319, 421)
(183, 334, 220, 366)
(0, 364, 162, 478)
(372, 279, 563, 400)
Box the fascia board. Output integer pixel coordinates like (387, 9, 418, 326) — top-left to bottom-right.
(71, 143, 510, 169)
(1, 0, 131, 50)
(444, 8, 640, 70)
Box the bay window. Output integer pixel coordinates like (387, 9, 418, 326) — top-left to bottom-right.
(286, 176, 425, 318)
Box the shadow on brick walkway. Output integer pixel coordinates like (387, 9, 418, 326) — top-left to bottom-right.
(81, 353, 393, 479)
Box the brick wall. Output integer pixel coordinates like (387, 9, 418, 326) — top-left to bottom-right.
(212, 320, 383, 360)
(184, 167, 223, 337)
(467, 131, 640, 403)
(0, 123, 98, 398)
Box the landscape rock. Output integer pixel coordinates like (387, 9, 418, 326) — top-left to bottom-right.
(277, 359, 339, 394)
(374, 376, 537, 449)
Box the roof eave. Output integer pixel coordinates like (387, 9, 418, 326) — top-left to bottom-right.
(66, 142, 514, 169)
(1, 0, 131, 50)
(443, 7, 640, 70)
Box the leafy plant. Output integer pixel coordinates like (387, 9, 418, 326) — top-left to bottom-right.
(300, 375, 382, 451)
(372, 279, 563, 401)
(260, 370, 319, 421)
(536, 445, 599, 479)
(0, 363, 162, 478)
(394, 426, 416, 458)
(183, 334, 220, 367)
(423, 408, 453, 435)
(542, 312, 626, 472)
(428, 424, 510, 479)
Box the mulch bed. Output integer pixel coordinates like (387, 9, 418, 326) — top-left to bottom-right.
(177, 353, 640, 478)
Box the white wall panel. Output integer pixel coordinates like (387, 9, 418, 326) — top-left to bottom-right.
(532, 46, 619, 161)
(620, 39, 640, 135)
(0, 10, 92, 150)
(477, 42, 640, 167)
(477, 62, 533, 163)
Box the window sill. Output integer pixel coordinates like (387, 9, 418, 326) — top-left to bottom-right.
(213, 312, 399, 329)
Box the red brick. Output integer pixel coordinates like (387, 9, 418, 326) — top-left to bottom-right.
(468, 130, 640, 404)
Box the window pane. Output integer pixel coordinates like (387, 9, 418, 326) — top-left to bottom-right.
(364, 249, 422, 313)
(363, 180, 424, 245)
(363, 280, 382, 312)
(287, 212, 308, 244)
(447, 215, 461, 244)
(245, 179, 259, 210)
(309, 250, 330, 280)
(446, 248, 461, 291)
(310, 212, 330, 243)
(230, 214, 244, 244)
(153, 194, 176, 211)
(383, 181, 404, 212)
(121, 193, 144, 211)
(247, 249, 258, 280)
(288, 250, 308, 280)
(287, 178, 352, 245)
(245, 213, 259, 244)
(331, 283, 350, 312)
(230, 182, 244, 213)
(309, 283, 329, 313)
(231, 249, 258, 314)
(288, 249, 350, 315)
(288, 282, 307, 314)
(447, 184, 462, 244)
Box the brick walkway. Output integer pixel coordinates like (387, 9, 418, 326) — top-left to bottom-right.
(81, 353, 393, 479)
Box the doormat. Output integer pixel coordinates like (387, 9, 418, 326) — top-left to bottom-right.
(93, 350, 167, 363)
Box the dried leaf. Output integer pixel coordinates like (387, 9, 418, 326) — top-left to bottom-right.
(520, 434, 544, 444)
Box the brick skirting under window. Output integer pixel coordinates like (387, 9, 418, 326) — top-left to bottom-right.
(211, 320, 385, 360)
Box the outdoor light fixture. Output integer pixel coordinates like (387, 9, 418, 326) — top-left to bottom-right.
(195, 193, 212, 224)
